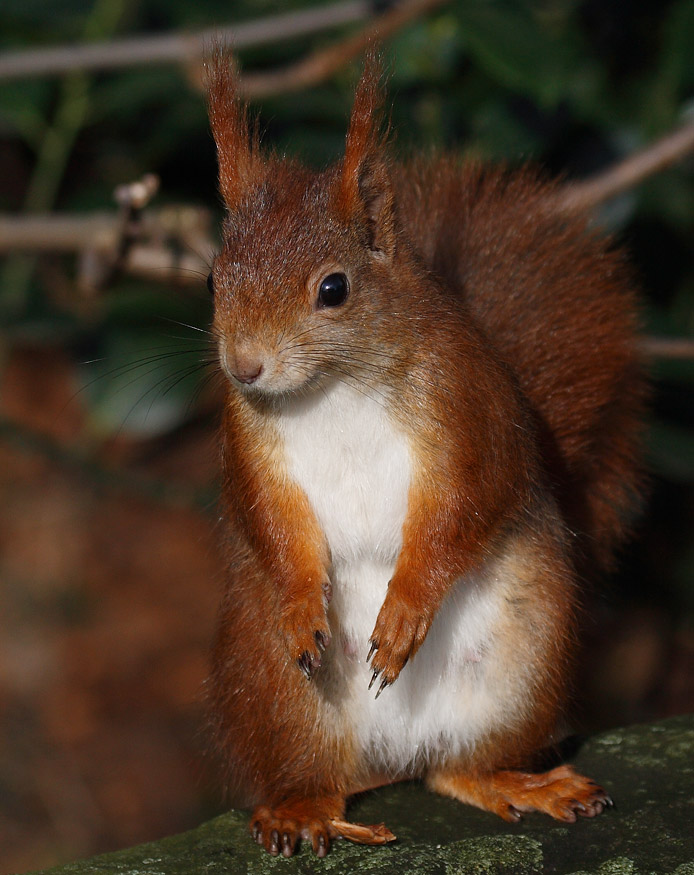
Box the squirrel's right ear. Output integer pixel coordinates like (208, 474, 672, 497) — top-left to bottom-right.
(204, 48, 263, 209)
(338, 50, 395, 258)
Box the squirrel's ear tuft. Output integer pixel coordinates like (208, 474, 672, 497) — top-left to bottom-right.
(204, 45, 263, 209)
(339, 49, 395, 257)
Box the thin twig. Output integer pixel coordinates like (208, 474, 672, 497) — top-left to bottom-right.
(639, 336, 694, 361)
(0, 1, 369, 80)
(0, 206, 210, 254)
(99, 173, 161, 289)
(239, 0, 449, 99)
(0, 213, 119, 252)
(0, 208, 212, 291)
(123, 243, 210, 284)
(555, 120, 694, 214)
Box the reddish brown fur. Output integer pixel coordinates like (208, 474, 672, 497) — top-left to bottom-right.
(428, 764, 613, 823)
(205, 51, 645, 857)
(206, 47, 264, 209)
(394, 160, 645, 569)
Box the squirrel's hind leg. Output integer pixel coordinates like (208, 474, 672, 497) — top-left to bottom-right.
(426, 764, 612, 824)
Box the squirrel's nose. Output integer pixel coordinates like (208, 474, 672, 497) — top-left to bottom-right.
(233, 363, 263, 385)
(229, 350, 264, 385)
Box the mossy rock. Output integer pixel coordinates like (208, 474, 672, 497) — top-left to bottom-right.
(29, 715, 694, 875)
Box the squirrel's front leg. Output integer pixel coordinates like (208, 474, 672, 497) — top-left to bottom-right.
(367, 481, 501, 693)
(367, 570, 432, 695)
(279, 566, 332, 680)
(263, 490, 332, 680)
(223, 405, 331, 679)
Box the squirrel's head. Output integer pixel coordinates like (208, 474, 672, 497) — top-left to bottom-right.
(205, 49, 401, 397)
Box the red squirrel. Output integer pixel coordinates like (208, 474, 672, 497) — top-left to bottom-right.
(205, 50, 645, 858)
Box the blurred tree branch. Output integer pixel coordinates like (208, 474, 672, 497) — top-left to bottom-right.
(0, 0, 370, 80)
(1, 0, 693, 359)
(237, 0, 449, 99)
(0, 0, 449, 295)
(640, 337, 694, 360)
(3, 115, 694, 314)
(0, 192, 212, 293)
(555, 120, 694, 215)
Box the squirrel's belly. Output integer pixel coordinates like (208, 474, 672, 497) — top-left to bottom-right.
(329, 558, 512, 776)
(277, 382, 523, 774)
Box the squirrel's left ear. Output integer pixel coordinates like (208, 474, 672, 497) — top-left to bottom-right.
(205, 47, 265, 210)
(338, 50, 395, 258)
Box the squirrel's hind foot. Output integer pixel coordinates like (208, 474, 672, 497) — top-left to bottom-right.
(250, 799, 395, 857)
(428, 763, 613, 824)
(251, 803, 335, 857)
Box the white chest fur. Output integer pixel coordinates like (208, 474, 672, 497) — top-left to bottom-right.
(276, 380, 411, 570)
(275, 380, 526, 776)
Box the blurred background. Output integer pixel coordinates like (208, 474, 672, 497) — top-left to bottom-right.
(1, 0, 693, 872)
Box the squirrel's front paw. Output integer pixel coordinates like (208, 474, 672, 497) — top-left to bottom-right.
(367, 590, 430, 695)
(280, 597, 331, 680)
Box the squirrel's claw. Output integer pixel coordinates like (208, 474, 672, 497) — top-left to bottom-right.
(367, 593, 430, 690)
(297, 651, 317, 680)
(374, 677, 389, 699)
(280, 597, 331, 680)
(297, 629, 332, 679)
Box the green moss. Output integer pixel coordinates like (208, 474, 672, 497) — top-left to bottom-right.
(567, 859, 636, 875)
(440, 836, 544, 873)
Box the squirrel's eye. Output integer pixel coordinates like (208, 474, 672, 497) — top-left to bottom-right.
(206, 272, 215, 295)
(317, 273, 349, 308)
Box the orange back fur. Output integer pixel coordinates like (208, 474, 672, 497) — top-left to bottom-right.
(393, 160, 646, 569)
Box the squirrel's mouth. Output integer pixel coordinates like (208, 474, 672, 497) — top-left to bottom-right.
(219, 336, 331, 398)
